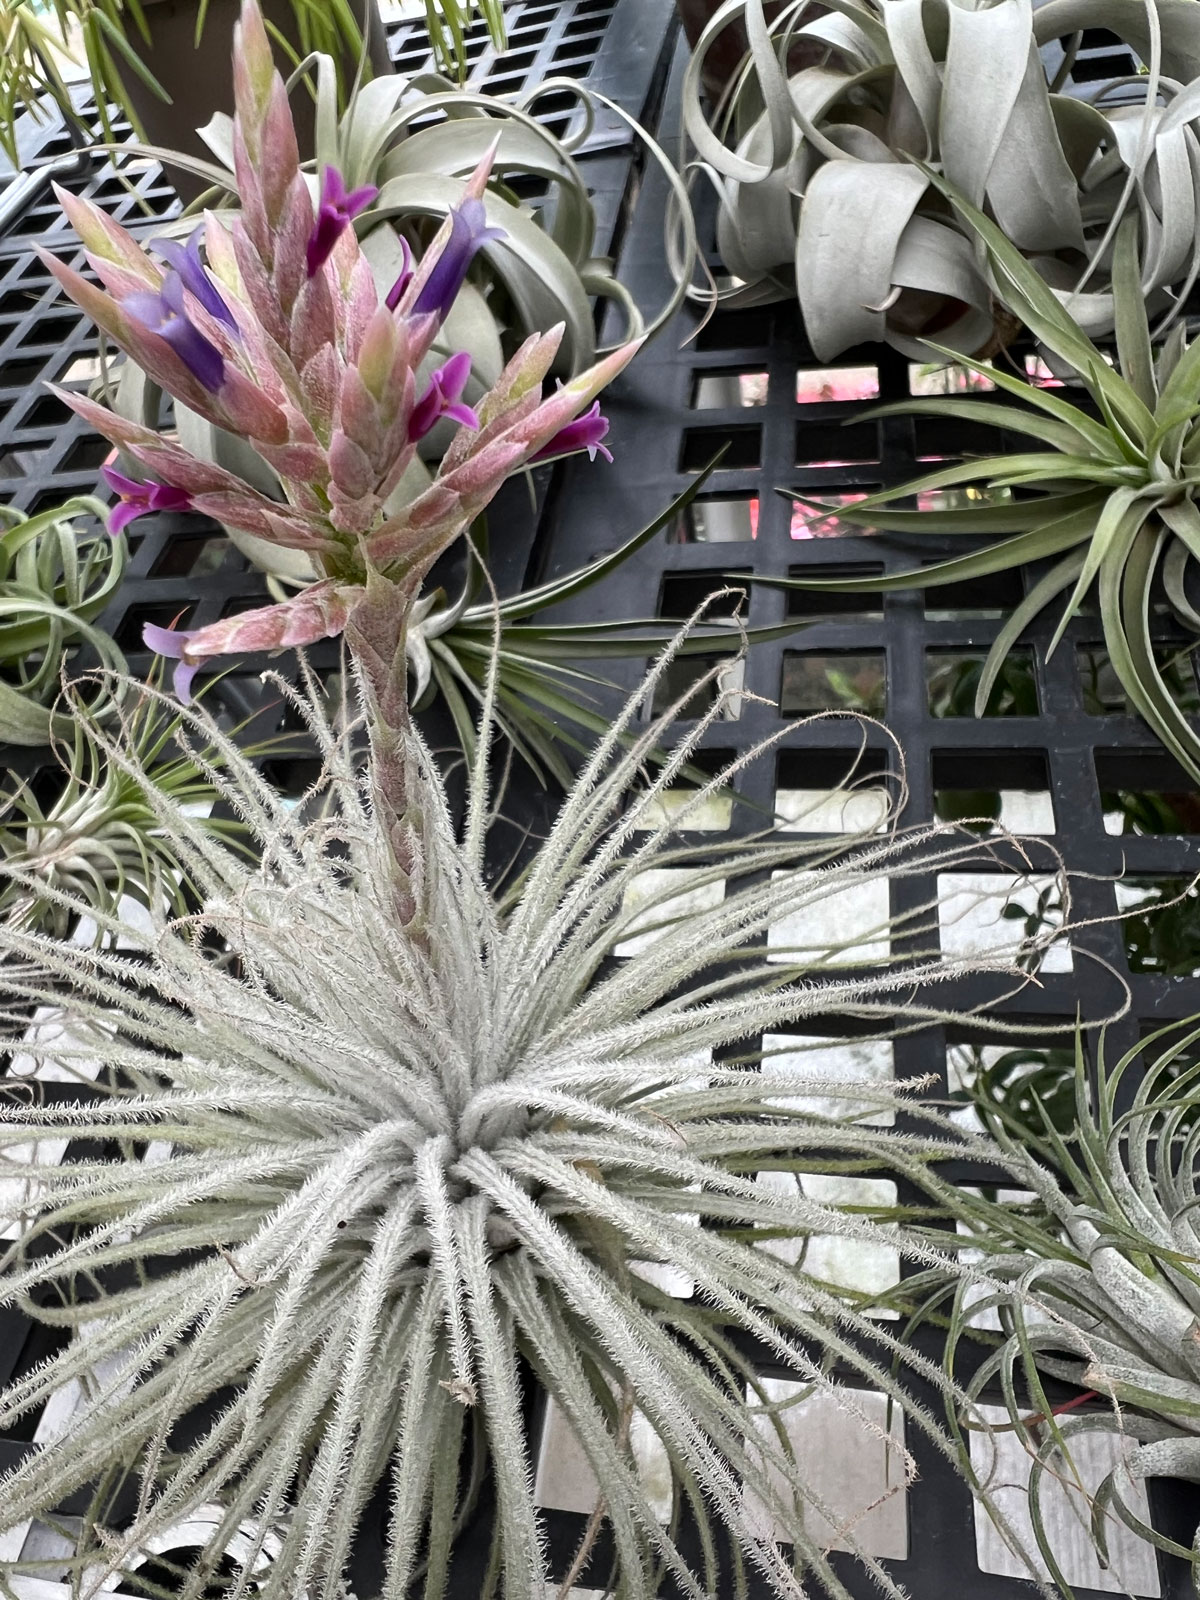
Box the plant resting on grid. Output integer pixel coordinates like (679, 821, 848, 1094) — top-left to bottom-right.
(773, 169, 1200, 785)
(0, 640, 1079, 1600)
(680, 0, 1200, 359)
(845, 1022, 1200, 1589)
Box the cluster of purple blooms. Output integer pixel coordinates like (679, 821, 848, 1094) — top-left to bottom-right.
(44, 0, 625, 703)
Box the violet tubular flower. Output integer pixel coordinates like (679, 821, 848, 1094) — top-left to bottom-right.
(142, 622, 206, 703)
(409, 352, 478, 442)
(413, 199, 505, 323)
(306, 167, 378, 280)
(529, 400, 613, 464)
(152, 231, 238, 333)
(101, 465, 193, 536)
(123, 272, 226, 393)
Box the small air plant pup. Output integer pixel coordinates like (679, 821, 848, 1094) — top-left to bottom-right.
(37, 0, 635, 915)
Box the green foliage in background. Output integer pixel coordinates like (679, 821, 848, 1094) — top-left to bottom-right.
(0, 496, 126, 747)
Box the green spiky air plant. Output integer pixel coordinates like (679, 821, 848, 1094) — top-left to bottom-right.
(773, 168, 1200, 784)
(0, 669, 297, 938)
(0, 636, 1072, 1600)
(0, 497, 127, 747)
(855, 1023, 1200, 1591)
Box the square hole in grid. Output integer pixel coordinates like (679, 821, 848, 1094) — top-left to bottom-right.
(908, 360, 996, 396)
(968, 1403, 1159, 1595)
(760, 1030, 896, 1125)
(744, 1379, 908, 1558)
(614, 867, 726, 957)
(784, 563, 884, 618)
(670, 493, 758, 543)
(0, 356, 55, 391)
(0, 446, 45, 481)
(774, 746, 893, 835)
(691, 369, 769, 408)
(932, 748, 1055, 835)
(927, 650, 1038, 718)
(796, 419, 879, 467)
(1097, 748, 1200, 835)
(149, 530, 231, 578)
(534, 1397, 673, 1524)
(1079, 643, 1200, 715)
(945, 1030, 1076, 1135)
(795, 363, 880, 404)
(937, 872, 1072, 973)
(914, 415, 1009, 463)
(657, 569, 750, 621)
(788, 489, 879, 540)
(629, 747, 735, 833)
(649, 652, 745, 720)
(753, 1170, 901, 1307)
(16, 392, 73, 431)
(1115, 877, 1200, 977)
(680, 423, 761, 472)
(694, 307, 772, 350)
(16, 314, 78, 352)
(781, 650, 886, 716)
(1072, 44, 1139, 80)
(767, 869, 891, 965)
(921, 568, 1024, 620)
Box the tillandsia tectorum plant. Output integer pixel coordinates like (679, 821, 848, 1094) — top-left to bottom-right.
(0, 496, 127, 747)
(856, 1022, 1200, 1589)
(0, 667, 297, 939)
(0, 637, 1076, 1600)
(773, 170, 1200, 784)
(679, 0, 1200, 359)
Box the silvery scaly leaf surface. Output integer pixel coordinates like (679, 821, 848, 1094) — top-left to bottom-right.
(680, 0, 1200, 359)
(0, 630, 1073, 1600)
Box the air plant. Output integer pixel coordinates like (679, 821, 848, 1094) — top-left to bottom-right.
(0, 667, 298, 938)
(422, 0, 507, 83)
(856, 1021, 1200, 1590)
(0, 631, 1075, 1600)
(771, 169, 1200, 784)
(680, 0, 1200, 359)
(0, 496, 127, 747)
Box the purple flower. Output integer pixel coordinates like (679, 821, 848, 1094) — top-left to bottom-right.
(408, 352, 478, 442)
(151, 230, 238, 333)
(143, 621, 205, 703)
(385, 236, 414, 313)
(101, 465, 193, 537)
(306, 167, 378, 280)
(530, 401, 613, 465)
(412, 199, 505, 323)
(123, 272, 226, 392)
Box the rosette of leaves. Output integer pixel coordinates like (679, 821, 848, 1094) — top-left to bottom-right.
(681, 0, 1200, 359)
(866, 1023, 1200, 1590)
(770, 169, 1200, 784)
(0, 639, 1062, 1600)
(0, 496, 126, 747)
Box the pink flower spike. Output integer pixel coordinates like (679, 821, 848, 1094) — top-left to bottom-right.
(529, 400, 613, 465)
(306, 166, 378, 279)
(385, 236, 414, 312)
(101, 465, 193, 536)
(143, 620, 205, 702)
(409, 351, 478, 442)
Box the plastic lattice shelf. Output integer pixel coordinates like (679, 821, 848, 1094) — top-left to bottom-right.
(3, 11, 1200, 1600)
